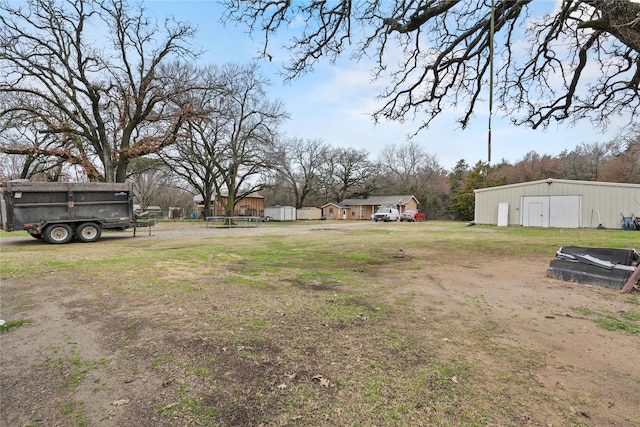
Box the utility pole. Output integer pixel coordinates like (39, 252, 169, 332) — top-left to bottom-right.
(486, 0, 495, 188)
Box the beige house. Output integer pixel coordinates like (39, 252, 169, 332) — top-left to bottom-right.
(322, 195, 419, 220)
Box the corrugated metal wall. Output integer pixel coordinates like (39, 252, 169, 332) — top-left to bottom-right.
(474, 179, 640, 228)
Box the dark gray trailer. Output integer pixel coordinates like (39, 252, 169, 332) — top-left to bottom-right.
(0, 180, 142, 244)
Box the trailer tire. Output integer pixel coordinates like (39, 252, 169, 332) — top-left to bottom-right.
(44, 224, 73, 244)
(76, 222, 102, 243)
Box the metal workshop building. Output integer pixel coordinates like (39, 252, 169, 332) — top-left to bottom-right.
(473, 178, 640, 229)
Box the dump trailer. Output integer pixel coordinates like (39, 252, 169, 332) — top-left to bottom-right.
(0, 180, 141, 244)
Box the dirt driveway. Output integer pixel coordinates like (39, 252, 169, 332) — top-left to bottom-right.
(1, 221, 639, 426)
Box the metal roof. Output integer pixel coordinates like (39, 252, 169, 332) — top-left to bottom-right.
(474, 178, 640, 193)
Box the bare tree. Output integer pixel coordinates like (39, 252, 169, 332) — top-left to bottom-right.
(127, 157, 175, 210)
(223, 0, 640, 133)
(158, 63, 222, 217)
(0, 0, 197, 182)
(320, 147, 376, 203)
(162, 63, 288, 217)
(496, 151, 562, 183)
(378, 141, 442, 195)
(0, 123, 71, 180)
(266, 137, 328, 208)
(154, 185, 195, 218)
(378, 141, 447, 217)
(558, 142, 611, 181)
(598, 128, 640, 183)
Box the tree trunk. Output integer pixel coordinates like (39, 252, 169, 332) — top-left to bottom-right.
(582, 0, 640, 53)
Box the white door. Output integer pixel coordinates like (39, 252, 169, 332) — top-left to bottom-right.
(550, 196, 581, 228)
(285, 207, 295, 220)
(521, 196, 549, 227)
(527, 202, 544, 227)
(497, 203, 509, 226)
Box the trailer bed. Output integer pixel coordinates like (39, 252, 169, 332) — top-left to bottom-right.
(1, 180, 137, 243)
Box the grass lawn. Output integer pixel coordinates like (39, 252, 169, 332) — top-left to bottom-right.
(1, 221, 639, 426)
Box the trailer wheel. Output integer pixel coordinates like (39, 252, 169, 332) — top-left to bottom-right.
(76, 222, 102, 243)
(44, 224, 73, 244)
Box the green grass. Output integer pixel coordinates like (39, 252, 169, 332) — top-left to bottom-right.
(2, 221, 639, 426)
(621, 310, 640, 321)
(572, 305, 640, 335)
(626, 296, 640, 305)
(571, 306, 595, 317)
(596, 316, 640, 334)
(60, 400, 90, 427)
(2, 222, 638, 280)
(169, 397, 218, 421)
(0, 319, 32, 331)
(39, 342, 108, 395)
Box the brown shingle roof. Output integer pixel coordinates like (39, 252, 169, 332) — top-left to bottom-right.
(340, 195, 416, 206)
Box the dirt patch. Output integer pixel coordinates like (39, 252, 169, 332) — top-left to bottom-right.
(1, 221, 639, 426)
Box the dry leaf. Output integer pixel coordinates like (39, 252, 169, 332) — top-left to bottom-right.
(111, 399, 130, 407)
(450, 376, 459, 384)
(286, 372, 297, 380)
(277, 383, 287, 390)
(312, 374, 333, 387)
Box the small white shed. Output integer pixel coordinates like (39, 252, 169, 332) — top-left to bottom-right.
(264, 206, 296, 221)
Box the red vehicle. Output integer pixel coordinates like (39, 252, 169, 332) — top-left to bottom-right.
(400, 209, 425, 222)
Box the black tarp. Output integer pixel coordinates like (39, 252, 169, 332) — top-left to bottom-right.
(556, 246, 636, 266)
(547, 246, 638, 289)
(547, 259, 633, 289)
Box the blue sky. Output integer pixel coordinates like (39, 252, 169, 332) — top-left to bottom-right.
(145, 1, 629, 170)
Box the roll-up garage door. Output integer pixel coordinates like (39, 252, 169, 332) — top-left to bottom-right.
(521, 195, 581, 228)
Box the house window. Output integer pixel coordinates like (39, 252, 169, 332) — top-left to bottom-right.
(351, 207, 356, 216)
(329, 208, 334, 217)
(360, 207, 365, 218)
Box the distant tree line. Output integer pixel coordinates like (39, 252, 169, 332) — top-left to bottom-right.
(260, 132, 640, 221)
